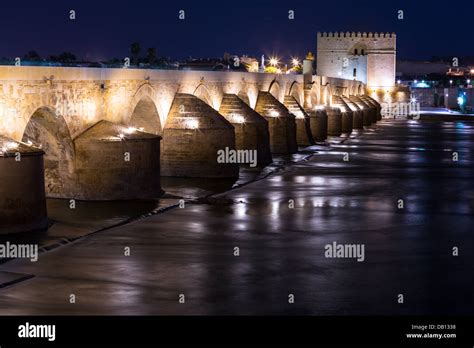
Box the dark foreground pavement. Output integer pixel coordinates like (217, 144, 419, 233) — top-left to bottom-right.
(0, 119, 473, 315)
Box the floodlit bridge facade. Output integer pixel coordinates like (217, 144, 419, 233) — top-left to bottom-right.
(0, 66, 378, 233)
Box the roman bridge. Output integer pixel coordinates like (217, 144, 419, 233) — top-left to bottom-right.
(0, 66, 379, 233)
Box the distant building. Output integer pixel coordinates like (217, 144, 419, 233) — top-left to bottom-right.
(316, 31, 396, 89)
(240, 55, 259, 72)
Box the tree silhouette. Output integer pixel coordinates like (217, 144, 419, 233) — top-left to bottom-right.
(131, 42, 141, 66)
(23, 50, 41, 61)
(49, 52, 76, 63)
(147, 47, 157, 66)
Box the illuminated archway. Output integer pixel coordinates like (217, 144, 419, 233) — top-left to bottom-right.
(237, 89, 250, 106)
(127, 84, 163, 134)
(324, 84, 333, 105)
(193, 83, 214, 108)
(22, 107, 75, 197)
(268, 79, 280, 99)
(129, 96, 162, 135)
(288, 81, 302, 105)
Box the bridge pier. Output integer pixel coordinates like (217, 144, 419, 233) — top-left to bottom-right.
(342, 96, 364, 130)
(255, 92, 297, 154)
(284, 96, 315, 146)
(161, 93, 239, 178)
(332, 96, 353, 134)
(219, 94, 272, 166)
(74, 121, 163, 200)
(325, 106, 343, 136)
(341, 110, 353, 134)
(360, 96, 379, 123)
(0, 137, 47, 234)
(307, 107, 328, 142)
(365, 96, 383, 120)
(349, 96, 370, 128)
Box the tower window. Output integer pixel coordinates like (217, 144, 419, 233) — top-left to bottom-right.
(354, 49, 358, 55)
(353, 68, 357, 77)
(361, 49, 365, 55)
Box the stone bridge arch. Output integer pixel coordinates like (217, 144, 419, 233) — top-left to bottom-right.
(237, 89, 251, 106)
(287, 81, 303, 105)
(22, 106, 75, 198)
(193, 83, 215, 109)
(244, 83, 259, 109)
(349, 82, 356, 96)
(309, 82, 322, 107)
(127, 84, 163, 135)
(323, 83, 333, 105)
(268, 79, 280, 100)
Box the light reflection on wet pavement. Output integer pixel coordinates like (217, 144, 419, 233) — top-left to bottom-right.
(0, 119, 473, 315)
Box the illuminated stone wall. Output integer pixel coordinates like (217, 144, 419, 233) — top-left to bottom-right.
(0, 66, 365, 143)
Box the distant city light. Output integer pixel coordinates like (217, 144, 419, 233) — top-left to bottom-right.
(411, 97, 417, 103)
(414, 80, 418, 83)
(269, 57, 279, 66)
(292, 58, 300, 67)
(468, 79, 471, 84)
(414, 81, 430, 88)
(397, 80, 401, 84)
(457, 97, 465, 106)
(450, 80, 453, 85)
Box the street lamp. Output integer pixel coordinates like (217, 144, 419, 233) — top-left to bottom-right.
(269, 57, 279, 67)
(450, 80, 453, 86)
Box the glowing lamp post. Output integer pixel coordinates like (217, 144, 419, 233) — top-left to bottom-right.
(269, 57, 279, 67)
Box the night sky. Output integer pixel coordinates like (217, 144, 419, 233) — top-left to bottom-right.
(0, 0, 472, 62)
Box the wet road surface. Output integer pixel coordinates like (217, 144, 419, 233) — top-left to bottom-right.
(0, 119, 473, 315)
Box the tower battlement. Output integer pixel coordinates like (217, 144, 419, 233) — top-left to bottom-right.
(317, 32, 396, 39)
